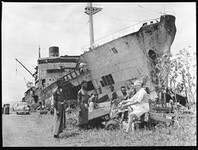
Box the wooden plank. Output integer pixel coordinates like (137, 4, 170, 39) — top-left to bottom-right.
(97, 101, 111, 108)
(97, 95, 109, 103)
(149, 112, 172, 123)
(88, 107, 110, 120)
(152, 106, 172, 112)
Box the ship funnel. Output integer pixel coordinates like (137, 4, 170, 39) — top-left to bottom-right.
(49, 46, 59, 57)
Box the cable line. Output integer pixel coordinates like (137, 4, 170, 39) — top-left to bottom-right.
(82, 16, 160, 49)
(137, 5, 165, 15)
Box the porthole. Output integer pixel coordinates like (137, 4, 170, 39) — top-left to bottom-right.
(148, 50, 156, 61)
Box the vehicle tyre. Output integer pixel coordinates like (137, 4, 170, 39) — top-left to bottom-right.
(105, 120, 119, 130)
(16, 112, 18, 115)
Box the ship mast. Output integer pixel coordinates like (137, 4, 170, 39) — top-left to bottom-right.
(84, 3, 102, 49)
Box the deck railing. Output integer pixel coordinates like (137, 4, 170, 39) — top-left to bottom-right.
(81, 17, 160, 52)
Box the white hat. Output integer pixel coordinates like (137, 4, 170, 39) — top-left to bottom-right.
(134, 80, 142, 86)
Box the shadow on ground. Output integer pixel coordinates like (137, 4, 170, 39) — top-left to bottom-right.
(60, 131, 80, 139)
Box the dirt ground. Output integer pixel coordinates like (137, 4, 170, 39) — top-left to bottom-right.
(2, 111, 74, 147)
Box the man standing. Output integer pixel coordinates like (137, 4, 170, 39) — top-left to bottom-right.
(77, 80, 90, 129)
(119, 80, 150, 133)
(53, 83, 67, 138)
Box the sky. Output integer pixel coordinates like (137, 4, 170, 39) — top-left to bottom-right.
(2, 2, 196, 105)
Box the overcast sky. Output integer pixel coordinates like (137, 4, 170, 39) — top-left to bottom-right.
(2, 2, 196, 105)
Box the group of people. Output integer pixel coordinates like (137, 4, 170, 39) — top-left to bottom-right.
(110, 84, 136, 106)
(52, 79, 150, 138)
(52, 80, 93, 138)
(110, 80, 150, 133)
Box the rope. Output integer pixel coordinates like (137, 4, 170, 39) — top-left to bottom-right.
(101, 11, 140, 23)
(137, 5, 165, 15)
(15, 59, 17, 76)
(101, 11, 160, 24)
(94, 22, 141, 42)
(81, 15, 160, 50)
(94, 16, 160, 43)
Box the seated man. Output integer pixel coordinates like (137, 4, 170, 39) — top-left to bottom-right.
(119, 80, 150, 133)
(109, 85, 118, 106)
(120, 86, 130, 101)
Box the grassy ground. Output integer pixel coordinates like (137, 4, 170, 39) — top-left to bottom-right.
(36, 112, 196, 146)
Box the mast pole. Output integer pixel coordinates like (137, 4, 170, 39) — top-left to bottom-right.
(85, 3, 102, 49)
(88, 3, 94, 48)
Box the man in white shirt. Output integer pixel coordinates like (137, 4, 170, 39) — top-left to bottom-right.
(119, 80, 150, 133)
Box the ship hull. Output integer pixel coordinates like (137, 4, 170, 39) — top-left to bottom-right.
(81, 15, 176, 98)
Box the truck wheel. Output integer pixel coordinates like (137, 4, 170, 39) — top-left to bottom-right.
(105, 120, 119, 130)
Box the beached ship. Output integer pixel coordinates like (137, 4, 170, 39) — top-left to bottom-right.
(23, 4, 176, 112)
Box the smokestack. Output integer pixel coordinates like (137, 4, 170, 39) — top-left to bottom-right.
(49, 46, 59, 57)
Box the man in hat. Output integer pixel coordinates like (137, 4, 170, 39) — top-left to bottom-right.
(119, 80, 150, 133)
(52, 82, 67, 138)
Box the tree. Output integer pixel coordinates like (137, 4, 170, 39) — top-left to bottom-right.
(175, 47, 196, 104)
(155, 47, 196, 109)
(155, 53, 172, 107)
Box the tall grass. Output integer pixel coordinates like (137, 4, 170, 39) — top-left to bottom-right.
(35, 112, 196, 146)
